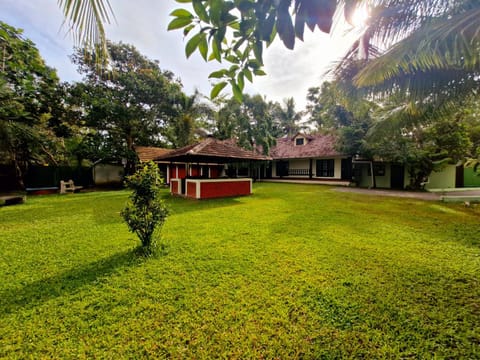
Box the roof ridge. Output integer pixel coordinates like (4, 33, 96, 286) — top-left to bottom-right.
(188, 137, 214, 154)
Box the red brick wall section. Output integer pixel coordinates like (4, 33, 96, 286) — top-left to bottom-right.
(200, 180, 250, 199)
(187, 181, 197, 198)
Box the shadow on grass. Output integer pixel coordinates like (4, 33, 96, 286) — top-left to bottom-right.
(0, 248, 142, 316)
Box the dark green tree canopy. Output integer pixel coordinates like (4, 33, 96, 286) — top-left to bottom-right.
(70, 41, 184, 171)
(0, 21, 64, 188)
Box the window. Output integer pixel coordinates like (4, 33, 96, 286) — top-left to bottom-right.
(316, 159, 335, 177)
(295, 137, 305, 146)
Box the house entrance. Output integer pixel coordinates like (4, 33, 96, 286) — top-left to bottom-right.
(390, 164, 404, 189)
(341, 158, 352, 180)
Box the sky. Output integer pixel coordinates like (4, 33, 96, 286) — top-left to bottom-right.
(2, 0, 359, 111)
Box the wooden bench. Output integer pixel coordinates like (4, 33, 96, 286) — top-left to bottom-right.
(60, 180, 83, 194)
(0, 195, 26, 206)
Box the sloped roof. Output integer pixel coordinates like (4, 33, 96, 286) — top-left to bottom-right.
(270, 134, 342, 159)
(154, 138, 271, 163)
(135, 146, 172, 162)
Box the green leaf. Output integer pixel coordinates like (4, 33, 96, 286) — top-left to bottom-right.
(185, 33, 204, 58)
(254, 69, 267, 76)
(198, 34, 208, 60)
(231, 81, 243, 102)
(226, 55, 239, 64)
(253, 41, 263, 65)
(238, 72, 245, 91)
(192, 0, 209, 22)
(170, 9, 193, 18)
(211, 81, 227, 99)
(210, 0, 223, 26)
(211, 37, 222, 62)
(243, 67, 253, 82)
(168, 17, 193, 31)
(229, 22, 240, 31)
(175, 0, 192, 3)
(209, 70, 227, 78)
(276, 5, 295, 49)
(183, 24, 195, 37)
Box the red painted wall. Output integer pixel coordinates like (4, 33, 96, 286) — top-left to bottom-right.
(171, 181, 178, 194)
(199, 180, 250, 199)
(190, 166, 200, 177)
(187, 182, 197, 198)
(178, 166, 186, 179)
(210, 166, 221, 179)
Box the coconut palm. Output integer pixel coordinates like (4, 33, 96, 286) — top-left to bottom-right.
(58, 0, 114, 54)
(275, 97, 304, 136)
(338, 0, 480, 104)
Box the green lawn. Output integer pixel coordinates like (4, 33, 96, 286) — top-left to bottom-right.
(1, 183, 479, 358)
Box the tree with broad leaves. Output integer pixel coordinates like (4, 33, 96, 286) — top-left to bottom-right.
(0, 21, 66, 189)
(70, 41, 184, 173)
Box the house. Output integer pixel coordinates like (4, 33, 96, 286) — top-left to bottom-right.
(153, 137, 270, 199)
(269, 133, 352, 185)
(352, 160, 466, 190)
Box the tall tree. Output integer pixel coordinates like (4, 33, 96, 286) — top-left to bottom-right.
(166, 90, 214, 148)
(275, 97, 303, 136)
(71, 41, 184, 172)
(214, 94, 281, 154)
(0, 21, 64, 188)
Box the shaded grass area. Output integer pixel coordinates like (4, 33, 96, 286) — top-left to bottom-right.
(0, 184, 479, 358)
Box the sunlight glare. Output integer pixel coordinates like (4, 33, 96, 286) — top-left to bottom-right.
(351, 5, 369, 28)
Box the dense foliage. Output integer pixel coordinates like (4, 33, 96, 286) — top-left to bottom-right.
(70, 42, 185, 173)
(0, 21, 69, 188)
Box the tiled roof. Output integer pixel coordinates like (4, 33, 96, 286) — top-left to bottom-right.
(270, 134, 342, 159)
(154, 138, 271, 162)
(135, 146, 172, 162)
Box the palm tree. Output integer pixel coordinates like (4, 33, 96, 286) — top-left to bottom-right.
(337, 0, 480, 104)
(58, 0, 114, 54)
(276, 97, 303, 136)
(168, 91, 214, 148)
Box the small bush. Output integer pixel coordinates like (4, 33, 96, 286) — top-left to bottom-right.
(121, 161, 168, 253)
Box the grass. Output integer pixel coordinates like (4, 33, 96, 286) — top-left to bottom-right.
(1, 183, 479, 358)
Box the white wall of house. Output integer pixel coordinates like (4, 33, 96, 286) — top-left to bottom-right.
(272, 157, 343, 179)
(356, 163, 398, 188)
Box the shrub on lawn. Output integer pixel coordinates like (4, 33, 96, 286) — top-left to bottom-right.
(121, 161, 168, 254)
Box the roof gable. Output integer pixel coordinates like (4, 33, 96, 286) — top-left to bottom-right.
(270, 134, 341, 159)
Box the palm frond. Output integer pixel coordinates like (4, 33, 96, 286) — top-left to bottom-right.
(355, 6, 480, 88)
(58, 0, 114, 52)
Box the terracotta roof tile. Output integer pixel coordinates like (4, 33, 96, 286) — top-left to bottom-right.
(135, 146, 172, 162)
(270, 134, 341, 159)
(155, 138, 270, 162)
